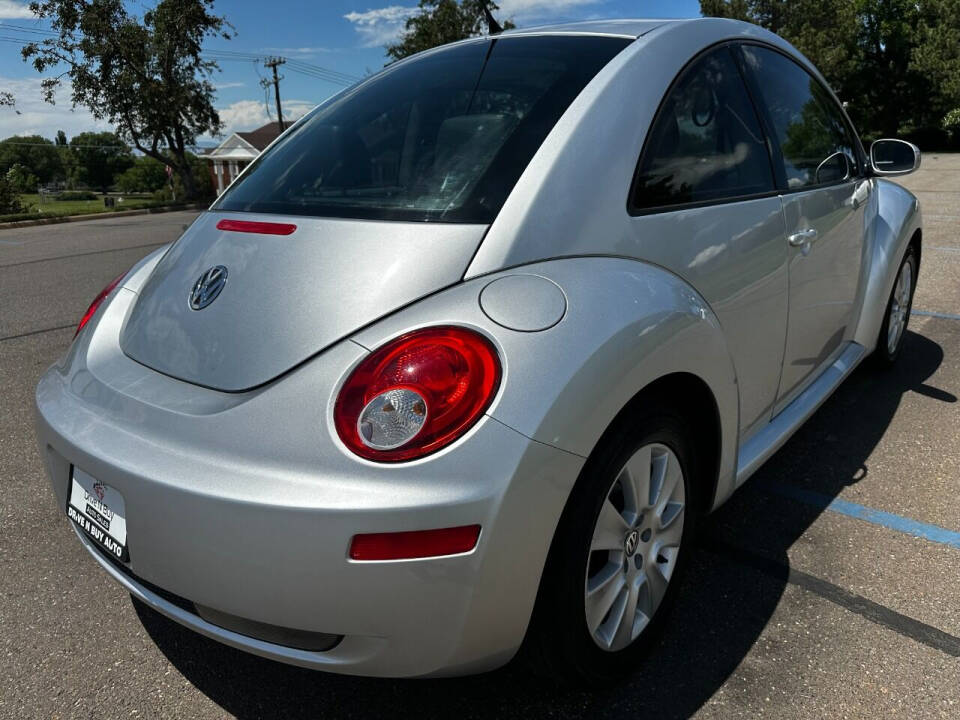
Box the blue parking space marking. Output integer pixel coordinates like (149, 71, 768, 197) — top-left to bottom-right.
(771, 483, 960, 550)
(912, 309, 960, 321)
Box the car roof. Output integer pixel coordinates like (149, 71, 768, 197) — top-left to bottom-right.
(500, 18, 682, 39)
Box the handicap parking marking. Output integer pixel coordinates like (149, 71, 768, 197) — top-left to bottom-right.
(770, 483, 960, 550)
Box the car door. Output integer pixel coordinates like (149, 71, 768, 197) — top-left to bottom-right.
(626, 44, 789, 437)
(738, 44, 869, 408)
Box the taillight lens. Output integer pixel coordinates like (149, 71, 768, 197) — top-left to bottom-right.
(334, 326, 501, 462)
(74, 272, 127, 338)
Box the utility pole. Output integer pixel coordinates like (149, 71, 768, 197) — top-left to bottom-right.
(262, 57, 286, 132)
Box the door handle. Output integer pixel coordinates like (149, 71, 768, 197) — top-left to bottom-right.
(788, 228, 819, 247)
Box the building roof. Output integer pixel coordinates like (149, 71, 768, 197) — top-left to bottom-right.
(235, 121, 285, 151)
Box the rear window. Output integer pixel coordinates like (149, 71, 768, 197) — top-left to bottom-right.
(213, 35, 631, 223)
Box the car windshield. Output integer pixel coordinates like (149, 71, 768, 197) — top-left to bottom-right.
(213, 35, 631, 223)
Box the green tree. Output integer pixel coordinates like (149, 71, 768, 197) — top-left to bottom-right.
(69, 131, 133, 193)
(22, 0, 231, 199)
(116, 155, 169, 193)
(700, 0, 960, 144)
(0, 135, 63, 185)
(0, 176, 24, 214)
(386, 0, 514, 62)
(6, 163, 39, 193)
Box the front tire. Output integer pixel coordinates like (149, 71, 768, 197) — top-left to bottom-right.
(873, 246, 917, 366)
(524, 410, 698, 684)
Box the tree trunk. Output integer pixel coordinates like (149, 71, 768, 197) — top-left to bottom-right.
(170, 147, 197, 200)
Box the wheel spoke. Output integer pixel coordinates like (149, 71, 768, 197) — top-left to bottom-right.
(595, 585, 629, 649)
(645, 552, 670, 609)
(585, 562, 626, 634)
(591, 499, 629, 551)
(657, 507, 685, 545)
(610, 574, 641, 650)
(647, 451, 668, 508)
(621, 445, 651, 517)
(655, 451, 682, 515)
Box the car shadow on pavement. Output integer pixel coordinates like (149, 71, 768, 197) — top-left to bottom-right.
(134, 329, 952, 719)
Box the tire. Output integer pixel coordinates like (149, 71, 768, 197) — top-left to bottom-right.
(523, 408, 699, 685)
(873, 246, 917, 367)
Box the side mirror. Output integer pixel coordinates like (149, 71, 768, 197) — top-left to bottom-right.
(870, 139, 921, 176)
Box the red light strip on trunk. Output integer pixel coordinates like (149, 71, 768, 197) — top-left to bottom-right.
(349, 525, 481, 561)
(216, 219, 297, 235)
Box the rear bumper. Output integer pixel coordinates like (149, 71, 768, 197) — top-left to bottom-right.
(35, 287, 583, 677)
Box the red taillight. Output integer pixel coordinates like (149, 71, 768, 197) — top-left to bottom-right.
(215, 218, 297, 235)
(74, 272, 127, 338)
(349, 525, 481, 561)
(334, 326, 501, 462)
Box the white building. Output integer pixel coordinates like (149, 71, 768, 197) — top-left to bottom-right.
(205, 121, 283, 195)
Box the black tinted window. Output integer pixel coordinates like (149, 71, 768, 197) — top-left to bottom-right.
(741, 45, 857, 189)
(632, 46, 774, 210)
(214, 36, 630, 223)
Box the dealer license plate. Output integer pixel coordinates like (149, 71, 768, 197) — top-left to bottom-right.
(67, 467, 128, 562)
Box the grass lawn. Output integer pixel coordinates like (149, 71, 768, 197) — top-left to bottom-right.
(17, 193, 161, 218)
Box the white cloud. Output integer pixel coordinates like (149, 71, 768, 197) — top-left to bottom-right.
(260, 46, 334, 57)
(497, 0, 602, 22)
(343, 6, 419, 48)
(0, 1, 34, 19)
(0, 76, 111, 140)
(215, 81, 246, 90)
(343, 2, 604, 48)
(214, 98, 315, 136)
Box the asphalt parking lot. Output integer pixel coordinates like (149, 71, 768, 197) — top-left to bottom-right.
(2, 158, 959, 718)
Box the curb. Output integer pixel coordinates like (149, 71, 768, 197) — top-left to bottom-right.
(0, 202, 208, 230)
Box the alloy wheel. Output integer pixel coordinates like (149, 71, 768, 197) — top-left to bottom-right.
(584, 443, 685, 652)
(887, 260, 913, 355)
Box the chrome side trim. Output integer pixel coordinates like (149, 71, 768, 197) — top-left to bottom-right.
(736, 342, 866, 485)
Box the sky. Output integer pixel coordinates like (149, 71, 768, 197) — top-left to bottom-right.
(0, 0, 702, 146)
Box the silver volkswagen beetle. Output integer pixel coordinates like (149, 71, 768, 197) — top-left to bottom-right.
(35, 17, 922, 682)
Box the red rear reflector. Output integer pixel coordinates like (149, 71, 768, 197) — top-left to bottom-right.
(216, 219, 297, 235)
(349, 525, 481, 561)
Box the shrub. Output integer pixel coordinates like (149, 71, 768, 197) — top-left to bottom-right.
(0, 176, 24, 214)
(6, 163, 38, 193)
(56, 190, 99, 201)
(944, 109, 960, 140)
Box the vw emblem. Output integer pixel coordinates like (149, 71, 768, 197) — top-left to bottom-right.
(189, 265, 228, 310)
(624, 529, 640, 557)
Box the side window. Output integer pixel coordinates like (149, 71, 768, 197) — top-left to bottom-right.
(631, 46, 774, 211)
(740, 45, 857, 189)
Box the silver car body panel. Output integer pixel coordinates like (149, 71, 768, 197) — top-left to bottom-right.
(37, 285, 586, 676)
(851, 178, 922, 351)
(35, 18, 922, 677)
(352, 256, 741, 503)
(776, 181, 867, 405)
(120, 212, 487, 391)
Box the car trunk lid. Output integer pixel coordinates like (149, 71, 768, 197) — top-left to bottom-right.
(120, 211, 486, 391)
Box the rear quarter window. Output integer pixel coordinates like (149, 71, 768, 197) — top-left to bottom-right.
(631, 45, 775, 212)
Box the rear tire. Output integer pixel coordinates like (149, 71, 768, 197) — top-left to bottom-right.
(873, 246, 917, 367)
(523, 409, 699, 685)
